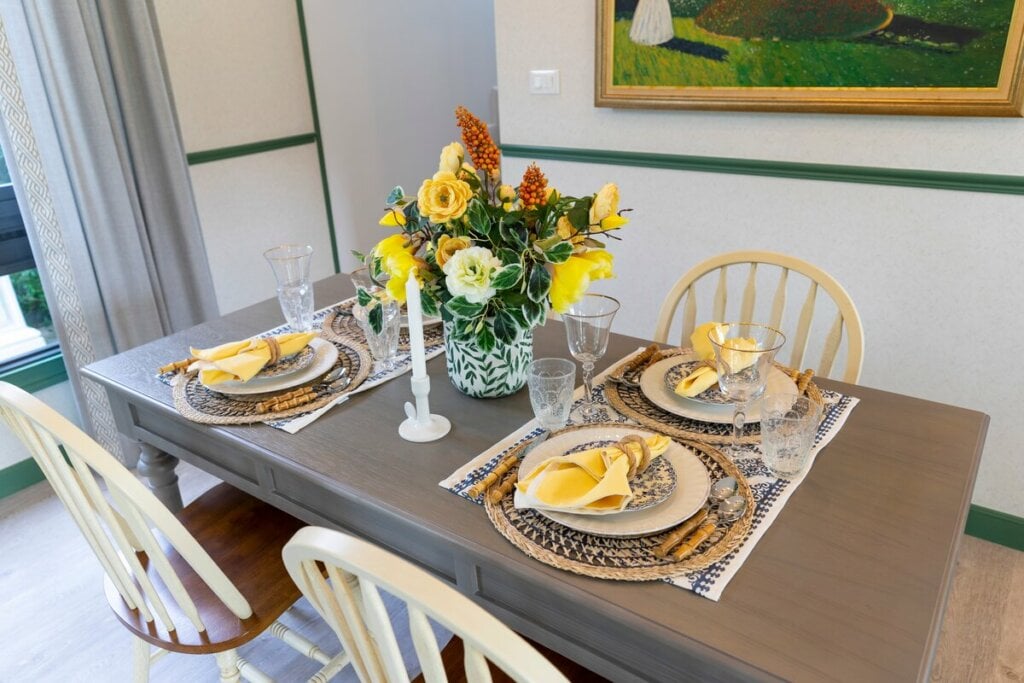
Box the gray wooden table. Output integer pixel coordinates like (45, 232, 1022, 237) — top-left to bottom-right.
(82, 275, 988, 682)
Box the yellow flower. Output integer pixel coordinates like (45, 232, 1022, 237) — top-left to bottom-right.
(378, 208, 406, 227)
(556, 215, 585, 246)
(372, 237, 426, 304)
(435, 234, 471, 268)
(372, 234, 413, 263)
(417, 171, 473, 223)
(589, 183, 629, 232)
(498, 184, 515, 201)
(438, 142, 464, 174)
(550, 250, 614, 313)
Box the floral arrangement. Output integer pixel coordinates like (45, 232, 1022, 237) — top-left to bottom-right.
(359, 106, 629, 351)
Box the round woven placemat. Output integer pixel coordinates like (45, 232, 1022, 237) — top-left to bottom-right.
(322, 301, 444, 352)
(483, 423, 755, 581)
(171, 337, 372, 425)
(605, 349, 823, 446)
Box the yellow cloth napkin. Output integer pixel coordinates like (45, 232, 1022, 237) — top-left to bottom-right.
(515, 435, 670, 513)
(674, 322, 758, 398)
(188, 332, 316, 385)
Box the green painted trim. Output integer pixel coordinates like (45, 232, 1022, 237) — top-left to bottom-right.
(0, 351, 67, 393)
(186, 134, 317, 166)
(966, 504, 1024, 552)
(296, 0, 340, 274)
(0, 457, 44, 500)
(501, 144, 1024, 196)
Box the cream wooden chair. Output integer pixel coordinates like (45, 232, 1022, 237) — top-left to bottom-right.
(0, 382, 349, 683)
(283, 526, 571, 683)
(654, 250, 864, 383)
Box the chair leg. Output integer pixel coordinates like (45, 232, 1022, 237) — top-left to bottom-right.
(214, 649, 242, 683)
(132, 637, 150, 683)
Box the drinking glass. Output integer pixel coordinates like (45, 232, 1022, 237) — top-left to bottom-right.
(562, 294, 620, 418)
(708, 322, 786, 455)
(264, 244, 314, 332)
(760, 394, 822, 479)
(353, 296, 400, 371)
(527, 358, 576, 431)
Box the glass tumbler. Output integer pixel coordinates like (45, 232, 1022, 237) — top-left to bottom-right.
(353, 296, 400, 370)
(760, 394, 823, 479)
(527, 358, 577, 431)
(264, 244, 314, 332)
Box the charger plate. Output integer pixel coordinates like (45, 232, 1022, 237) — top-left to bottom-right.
(485, 424, 754, 581)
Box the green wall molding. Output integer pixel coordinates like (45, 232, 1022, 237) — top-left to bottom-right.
(501, 144, 1024, 196)
(966, 505, 1024, 552)
(296, 0, 340, 274)
(186, 133, 317, 166)
(0, 350, 67, 393)
(0, 457, 44, 500)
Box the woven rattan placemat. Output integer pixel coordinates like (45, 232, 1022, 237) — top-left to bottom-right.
(171, 337, 372, 425)
(482, 423, 754, 581)
(322, 300, 444, 352)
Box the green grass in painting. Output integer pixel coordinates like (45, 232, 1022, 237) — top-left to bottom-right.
(613, 0, 1016, 88)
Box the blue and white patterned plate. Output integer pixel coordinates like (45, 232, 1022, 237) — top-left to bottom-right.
(255, 343, 317, 379)
(662, 359, 730, 405)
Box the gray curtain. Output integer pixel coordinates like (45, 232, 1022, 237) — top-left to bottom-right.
(0, 0, 218, 462)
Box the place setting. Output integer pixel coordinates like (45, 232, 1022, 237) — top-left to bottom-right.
(442, 313, 860, 600)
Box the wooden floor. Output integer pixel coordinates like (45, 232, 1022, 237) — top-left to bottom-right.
(1, 462, 1021, 682)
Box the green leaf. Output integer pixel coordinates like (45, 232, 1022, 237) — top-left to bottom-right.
(420, 290, 439, 317)
(351, 249, 367, 262)
(493, 309, 520, 344)
(386, 186, 404, 204)
(491, 264, 523, 290)
(446, 295, 486, 319)
(368, 304, 383, 334)
(476, 326, 496, 353)
(522, 300, 546, 327)
(527, 264, 551, 303)
(497, 248, 521, 266)
(356, 288, 373, 307)
(568, 203, 590, 230)
(499, 220, 527, 250)
(543, 241, 573, 264)
(466, 200, 490, 235)
(582, 237, 605, 249)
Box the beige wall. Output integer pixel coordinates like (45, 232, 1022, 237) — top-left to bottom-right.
(495, 0, 1024, 517)
(154, 0, 333, 316)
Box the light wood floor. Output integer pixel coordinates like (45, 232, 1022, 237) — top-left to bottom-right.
(1, 462, 1021, 682)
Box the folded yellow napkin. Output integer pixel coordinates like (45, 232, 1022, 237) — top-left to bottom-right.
(515, 435, 671, 513)
(674, 322, 758, 398)
(188, 332, 316, 385)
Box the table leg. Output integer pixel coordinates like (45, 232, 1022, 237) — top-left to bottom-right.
(137, 443, 183, 513)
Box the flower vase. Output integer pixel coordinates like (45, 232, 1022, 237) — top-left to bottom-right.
(443, 322, 533, 398)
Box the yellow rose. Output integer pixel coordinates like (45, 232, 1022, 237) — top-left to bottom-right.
(550, 250, 614, 313)
(556, 215, 585, 246)
(438, 142, 464, 174)
(435, 234, 471, 268)
(378, 207, 406, 227)
(498, 184, 515, 202)
(589, 183, 628, 232)
(417, 171, 473, 223)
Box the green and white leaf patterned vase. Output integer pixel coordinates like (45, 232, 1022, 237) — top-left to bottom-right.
(443, 322, 533, 398)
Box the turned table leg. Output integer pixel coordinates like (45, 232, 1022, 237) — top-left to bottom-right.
(137, 443, 183, 513)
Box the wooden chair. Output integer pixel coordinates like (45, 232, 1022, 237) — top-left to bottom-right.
(283, 526, 573, 683)
(0, 382, 349, 682)
(654, 250, 864, 383)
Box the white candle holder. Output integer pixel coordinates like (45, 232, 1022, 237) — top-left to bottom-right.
(399, 375, 451, 442)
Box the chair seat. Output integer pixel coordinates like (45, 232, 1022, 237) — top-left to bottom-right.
(105, 483, 306, 654)
(416, 635, 610, 683)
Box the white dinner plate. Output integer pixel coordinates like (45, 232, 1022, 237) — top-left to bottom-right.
(514, 426, 711, 537)
(639, 352, 797, 424)
(205, 338, 339, 395)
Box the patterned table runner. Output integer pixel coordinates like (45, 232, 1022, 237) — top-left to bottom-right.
(158, 298, 445, 433)
(439, 347, 859, 601)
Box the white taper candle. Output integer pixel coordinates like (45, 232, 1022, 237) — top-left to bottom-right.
(405, 268, 428, 379)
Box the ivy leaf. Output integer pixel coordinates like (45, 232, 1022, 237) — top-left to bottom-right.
(466, 200, 490, 235)
(368, 304, 383, 335)
(476, 325, 496, 353)
(446, 296, 485, 319)
(522, 300, 546, 327)
(527, 264, 552, 303)
(420, 290, 439, 318)
(357, 288, 373, 307)
(386, 186, 404, 204)
(491, 264, 523, 290)
(493, 309, 520, 344)
(497, 248, 521, 266)
(543, 241, 573, 264)
(499, 220, 527, 250)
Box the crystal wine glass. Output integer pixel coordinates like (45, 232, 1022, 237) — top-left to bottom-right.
(562, 294, 620, 418)
(708, 322, 786, 456)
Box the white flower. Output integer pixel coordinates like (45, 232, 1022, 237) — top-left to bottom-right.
(442, 246, 503, 304)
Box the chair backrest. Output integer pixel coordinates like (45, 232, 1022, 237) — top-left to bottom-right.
(653, 250, 864, 383)
(283, 526, 570, 683)
(0, 381, 252, 635)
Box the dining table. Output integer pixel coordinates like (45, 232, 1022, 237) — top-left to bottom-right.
(81, 274, 988, 682)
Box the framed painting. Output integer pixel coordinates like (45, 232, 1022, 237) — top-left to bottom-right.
(596, 0, 1024, 116)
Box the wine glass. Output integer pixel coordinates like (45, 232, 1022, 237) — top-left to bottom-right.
(562, 294, 620, 418)
(708, 322, 786, 456)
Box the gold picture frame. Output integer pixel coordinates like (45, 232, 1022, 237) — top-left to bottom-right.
(596, 0, 1024, 116)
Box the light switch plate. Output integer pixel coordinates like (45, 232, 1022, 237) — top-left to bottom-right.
(529, 69, 559, 95)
